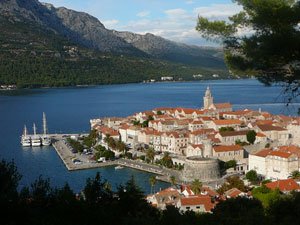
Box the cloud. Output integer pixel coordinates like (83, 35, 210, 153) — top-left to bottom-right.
(137, 10, 150, 18)
(164, 8, 187, 18)
(102, 19, 119, 28)
(193, 4, 242, 20)
(186, 0, 194, 4)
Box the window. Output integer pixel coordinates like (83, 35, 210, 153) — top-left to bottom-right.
(186, 207, 190, 210)
(196, 206, 200, 209)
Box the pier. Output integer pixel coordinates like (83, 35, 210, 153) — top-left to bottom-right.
(50, 135, 174, 181)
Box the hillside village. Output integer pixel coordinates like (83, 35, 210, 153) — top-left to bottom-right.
(90, 86, 300, 213)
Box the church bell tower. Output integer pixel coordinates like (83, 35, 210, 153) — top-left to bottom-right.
(203, 86, 213, 109)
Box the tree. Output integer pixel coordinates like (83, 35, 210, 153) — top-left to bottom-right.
(213, 197, 265, 225)
(219, 127, 235, 132)
(83, 172, 112, 204)
(196, 0, 300, 102)
(161, 152, 173, 168)
(246, 170, 259, 183)
(247, 130, 257, 144)
(146, 148, 155, 163)
(149, 176, 157, 194)
(170, 175, 176, 186)
(218, 176, 247, 194)
(224, 160, 237, 169)
(0, 160, 22, 202)
(191, 179, 203, 194)
(291, 170, 300, 179)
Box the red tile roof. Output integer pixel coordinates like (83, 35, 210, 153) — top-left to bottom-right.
(218, 130, 248, 137)
(268, 151, 293, 158)
(224, 188, 243, 198)
(266, 179, 300, 192)
(213, 119, 242, 126)
(254, 148, 273, 157)
(257, 124, 286, 131)
(213, 145, 243, 152)
(214, 103, 232, 109)
(180, 195, 214, 211)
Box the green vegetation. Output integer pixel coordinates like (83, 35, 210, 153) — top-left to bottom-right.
(235, 139, 249, 146)
(83, 130, 98, 148)
(191, 179, 203, 194)
(67, 138, 84, 153)
(149, 176, 157, 194)
(290, 170, 300, 179)
(219, 127, 235, 132)
(224, 160, 237, 170)
(217, 176, 247, 194)
(170, 175, 176, 186)
(2, 159, 300, 225)
(0, 17, 228, 88)
(157, 152, 174, 169)
(246, 170, 259, 184)
(196, 0, 300, 101)
(146, 148, 156, 163)
(252, 185, 281, 208)
(247, 130, 257, 144)
(94, 145, 115, 160)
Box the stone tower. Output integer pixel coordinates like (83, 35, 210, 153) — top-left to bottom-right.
(203, 86, 213, 109)
(202, 139, 213, 158)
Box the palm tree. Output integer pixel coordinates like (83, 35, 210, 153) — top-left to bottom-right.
(191, 179, 202, 195)
(170, 175, 176, 187)
(149, 176, 157, 194)
(146, 148, 155, 163)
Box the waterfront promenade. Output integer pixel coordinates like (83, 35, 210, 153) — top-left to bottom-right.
(51, 136, 175, 182)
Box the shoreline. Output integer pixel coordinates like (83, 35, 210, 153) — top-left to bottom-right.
(2, 78, 249, 91)
(52, 136, 175, 183)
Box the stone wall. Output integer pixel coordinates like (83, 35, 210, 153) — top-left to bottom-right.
(181, 157, 220, 182)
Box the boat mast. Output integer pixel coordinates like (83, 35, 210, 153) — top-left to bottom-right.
(23, 125, 28, 137)
(33, 123, 37, 136)
(43, 112, 48, 136)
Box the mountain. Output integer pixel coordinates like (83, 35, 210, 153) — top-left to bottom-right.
(114, 31, 225, 68)
(0, 0, 229, 88)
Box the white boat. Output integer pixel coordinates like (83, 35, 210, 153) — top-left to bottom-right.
(31, 123, 41, 147)
(21, 125, 31, 147)
(115, 165, 124, 170)
(41, 112, 51, 146)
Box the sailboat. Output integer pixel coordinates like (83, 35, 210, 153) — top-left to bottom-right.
(31, 123, 41, 147)
(41, 112, 51, 146)
(21, 125, 31, 147)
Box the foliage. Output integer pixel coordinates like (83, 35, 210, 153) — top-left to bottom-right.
(224, 160, 237, 169)
(2, 159, 300, 225)
(146, 148, 156, 163)
(219, 127, 235, 132)
(191, 179, 203, 194)
(196, 0, 300, 102)
(235, 139, 249, 146)
(67, 138, 84, 153)
(213, 197, 266, 225)
(217, 176, 247, 194)
(265, 143, 271, 148)
(160, 152, 173, 168)
(247, 130, 257, 144)
(149, 176, 157, 194)
(82, 130, 97, 148)
(0, 160, 21, 202)
(83, 172, 112, 204)
(169, 175, 176, 186)
(157, 111, 163, 115)
(290, 170, 300, 179)
(252, 185, 281, 208)
(246, 170, 259, 183)
(94, 145, 115, 160)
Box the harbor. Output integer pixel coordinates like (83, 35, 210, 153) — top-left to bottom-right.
(51, 136, 174, 182)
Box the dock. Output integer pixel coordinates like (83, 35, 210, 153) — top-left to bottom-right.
(50, 135, 172, 180)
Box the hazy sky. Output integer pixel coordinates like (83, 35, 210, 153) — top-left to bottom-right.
(43, 0, 242, 46)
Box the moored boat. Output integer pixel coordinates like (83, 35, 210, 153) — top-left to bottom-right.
(21, 125, 31, 147)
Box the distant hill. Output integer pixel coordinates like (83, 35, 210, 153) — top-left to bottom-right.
(0, 0, 228, 88)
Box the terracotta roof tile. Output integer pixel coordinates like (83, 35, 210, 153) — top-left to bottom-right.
(213, 119, 242, 126)
(266, 179, 300, 192)
(213, 145, 243, 152)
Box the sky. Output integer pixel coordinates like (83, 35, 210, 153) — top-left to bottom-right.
(43, 0, 242, 46)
